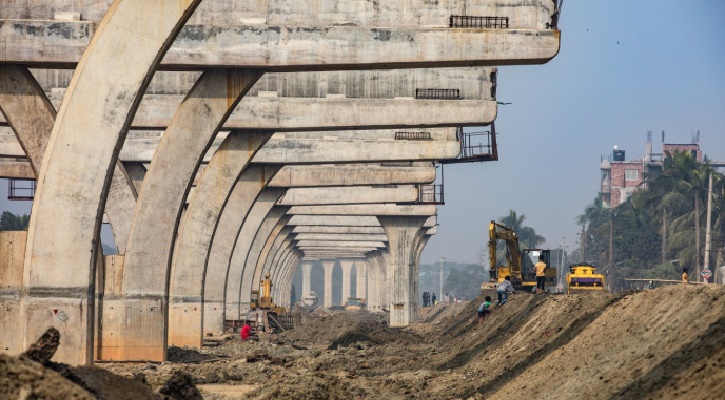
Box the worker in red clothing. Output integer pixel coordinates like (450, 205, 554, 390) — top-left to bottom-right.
(240, 320, 251, 341)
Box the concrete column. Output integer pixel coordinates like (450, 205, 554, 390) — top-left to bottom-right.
(167, 131, 273, 349)
(110, 69, 262, 362)
(377, 250, 391, 312)
(202, 165, 279, 336)
(339, 259, 354, 305)
(364, 252, 380, 311)
(414, 235, 431, 307)
(20, 0, 202, 365)
(322, 260, 336, 309)
(300, 262, 313, 296)
(355, 259, 368, 300)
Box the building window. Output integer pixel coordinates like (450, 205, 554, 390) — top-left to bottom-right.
(625, 169, 638, 182)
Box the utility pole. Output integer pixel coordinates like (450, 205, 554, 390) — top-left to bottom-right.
(703, 173, 713, 283)
(609, 214, 614, 291)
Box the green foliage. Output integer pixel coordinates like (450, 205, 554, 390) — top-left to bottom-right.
(498, 210, 545, 248)
(0, 211, 30, 230)
(579, 150, 725, 290)
(443, 263, 487, 300)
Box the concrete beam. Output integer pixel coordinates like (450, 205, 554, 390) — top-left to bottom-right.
(288, 215, 382, 227)
(269, 164, 435, 187)
(287, 204, 437, 216)
(297, 240, 386, 248)
(292, 226, 385, 234)
(293, 233, 388, 242)
(3, 21, 560, 69)
(277, 186, 418, 206)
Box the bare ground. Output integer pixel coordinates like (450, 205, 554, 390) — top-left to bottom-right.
(2, 285, 724, 399)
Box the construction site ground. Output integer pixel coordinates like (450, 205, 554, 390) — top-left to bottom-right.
(2, 284, 724, 399)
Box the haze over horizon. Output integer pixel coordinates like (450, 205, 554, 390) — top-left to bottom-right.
(420, 1, 725, 265)
(0, 2, 723, 269)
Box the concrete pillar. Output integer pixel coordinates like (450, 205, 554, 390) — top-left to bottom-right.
(225, 188, 286, 321)
(167, 131, 272, 349)
(300, 262, 313, 296)
(20, 0, 202, 365)
(322, 260, 336, 309)
(202, 165, 279, 336)
(378, 215, 427, 326)
(339, 259, 354, 305)
(377, 250, 391, 312)
(355, 259, 368, 300)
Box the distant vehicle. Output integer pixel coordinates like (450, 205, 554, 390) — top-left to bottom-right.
(566, 264, 606, 294)
(302, 291, 319, 308)
(488, 220, 556, 290)
(345, 297, 367, 311)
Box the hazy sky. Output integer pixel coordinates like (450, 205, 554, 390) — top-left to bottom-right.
(2, 1, 724, 266)
(421, 1, 725, 265)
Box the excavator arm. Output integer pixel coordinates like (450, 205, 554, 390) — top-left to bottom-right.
(488, 220, 523, 284)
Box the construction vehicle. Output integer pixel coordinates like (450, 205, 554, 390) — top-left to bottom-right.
(248, 273, 292, 333)
(566, 264, 606, 294)
(488, 220, 557, 290)
(345, 297, 367, 311)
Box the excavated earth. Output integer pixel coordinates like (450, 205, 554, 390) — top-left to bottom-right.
(2, 284, 724, 399)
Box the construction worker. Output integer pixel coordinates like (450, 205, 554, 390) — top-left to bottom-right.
(535, 255, 548, 294)
(681, 268, 689, 283)
(477, 296, 493, 326)
(496, 276, 515, 306)
(241, 320, 251, 341)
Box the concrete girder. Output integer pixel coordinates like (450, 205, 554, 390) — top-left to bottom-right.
(288, 215, 381, 227)
(0, 128, 460, 163)
(277, 186, 419, 206)
(269, 164, 435, 187)
(293, 233, 389, 242)
(202, 165, 280, 336)
(292, 226, 386, 234)
(110, 69, 261, 362)
(2, 20, 560, 70)
(116, 128, 460, 164)
(297, 240, 386, 249)
(287, 204, 437, 216)
(8, 68, 497, 131)
(225, 189, 286, 322)
(0, 65, 137, 253)
(3, 0, 559, 30)
(19, 0, 202, 366)
(166, 131, 273, 349)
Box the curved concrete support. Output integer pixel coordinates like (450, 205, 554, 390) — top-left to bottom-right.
(168, 131, 273, 348)
(244, 209, 291, 302)
(115, 69, 261, 361)
(271, 239, 298, 299)
(272, 248, 296, 303)
(21, 0, 202, 365)
(202, 165, 279, 336)
(0, 65, 137, 253)
(263, 227, 294, 284)
(225, 188, 286, 321)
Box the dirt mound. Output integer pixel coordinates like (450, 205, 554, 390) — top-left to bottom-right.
(6, 286, 723, 399)
(0, 353, 93, 399)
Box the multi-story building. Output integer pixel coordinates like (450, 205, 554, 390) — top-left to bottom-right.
(600, 132, 703, 208)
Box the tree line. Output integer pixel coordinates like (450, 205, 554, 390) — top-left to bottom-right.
(573, 150, 724, 290)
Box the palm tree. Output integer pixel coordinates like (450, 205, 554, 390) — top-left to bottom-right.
(497, 209, 545, 248)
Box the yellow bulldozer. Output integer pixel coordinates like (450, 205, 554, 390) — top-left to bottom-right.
(566, 264, 606, 294)
(488, 220, 557, 291)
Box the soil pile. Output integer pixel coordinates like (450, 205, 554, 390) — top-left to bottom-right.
(2, 285, 724, 399)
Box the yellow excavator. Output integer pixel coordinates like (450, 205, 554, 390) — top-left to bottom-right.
(488, 220, 557, 290)
(249, 273, 290, 333)
(566, 264, 606, 294)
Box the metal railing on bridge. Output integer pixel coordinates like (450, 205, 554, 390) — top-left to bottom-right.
(449, 16, 509, 29)
(440, 124, 498, 164)
(8, 179, 35, 201)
